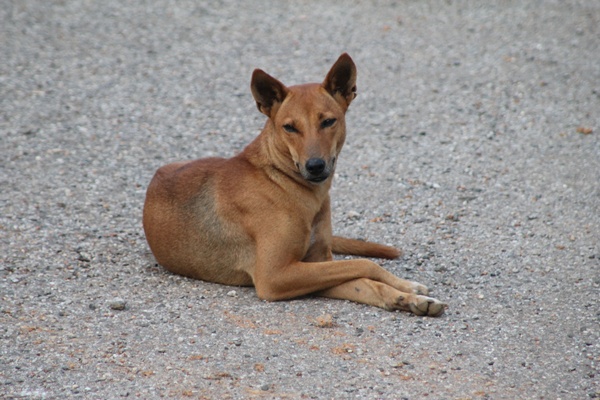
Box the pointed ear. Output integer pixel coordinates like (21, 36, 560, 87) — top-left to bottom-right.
(322, 53, 357, 110)
(250, 69, 288, 117)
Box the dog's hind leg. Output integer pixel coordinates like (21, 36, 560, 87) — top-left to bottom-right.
(332, 236, 401, 259)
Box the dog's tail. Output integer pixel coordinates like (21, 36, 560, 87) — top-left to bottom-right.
(332, 236, 401, 259)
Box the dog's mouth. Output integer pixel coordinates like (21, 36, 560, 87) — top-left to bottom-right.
(306, 174, 329, 183)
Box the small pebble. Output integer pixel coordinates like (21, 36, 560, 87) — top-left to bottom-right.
(347, 210, 360, 219)
(227, 290, 238, 297)
(109, 298, 126, 311)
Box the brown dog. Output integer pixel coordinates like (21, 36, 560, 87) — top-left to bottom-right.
(143, 54, 446, 316)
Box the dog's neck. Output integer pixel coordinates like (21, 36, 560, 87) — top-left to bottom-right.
(241, 122, 333, 195)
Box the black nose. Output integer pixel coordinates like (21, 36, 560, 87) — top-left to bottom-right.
(305, 158, 326, 175)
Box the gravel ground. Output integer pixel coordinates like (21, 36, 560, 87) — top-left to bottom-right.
(1, 1, 599, 399)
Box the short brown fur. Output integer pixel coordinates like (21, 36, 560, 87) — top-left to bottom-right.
(143, 54, 446, 316)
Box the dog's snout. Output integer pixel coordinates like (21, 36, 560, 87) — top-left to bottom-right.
(305, 158, 326, 175)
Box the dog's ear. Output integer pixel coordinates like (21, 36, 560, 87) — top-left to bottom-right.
(251, 69, 288, 118)
(323, 53, 357, 110)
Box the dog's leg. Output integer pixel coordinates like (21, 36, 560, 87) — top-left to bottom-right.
(303, 197, 334, 262)
(317, 278, 446, 316)
(253, 255, 430, 301)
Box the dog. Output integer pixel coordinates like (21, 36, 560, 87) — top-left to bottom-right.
(143, 53, 446, 316)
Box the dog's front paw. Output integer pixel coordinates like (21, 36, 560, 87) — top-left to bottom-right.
(409, 282, 429, 296)
(408, 295, 447, 317)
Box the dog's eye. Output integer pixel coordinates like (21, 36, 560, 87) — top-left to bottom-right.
(283, 124, 298, 133)
(321, 118, 337, 129)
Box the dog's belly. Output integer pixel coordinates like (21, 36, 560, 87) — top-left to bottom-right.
(178, 230, 255, 286)
(147, 207, 255, 286)
(179, 203, 254, 286)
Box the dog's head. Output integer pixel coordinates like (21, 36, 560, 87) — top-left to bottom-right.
(251, 53, 357, 184)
